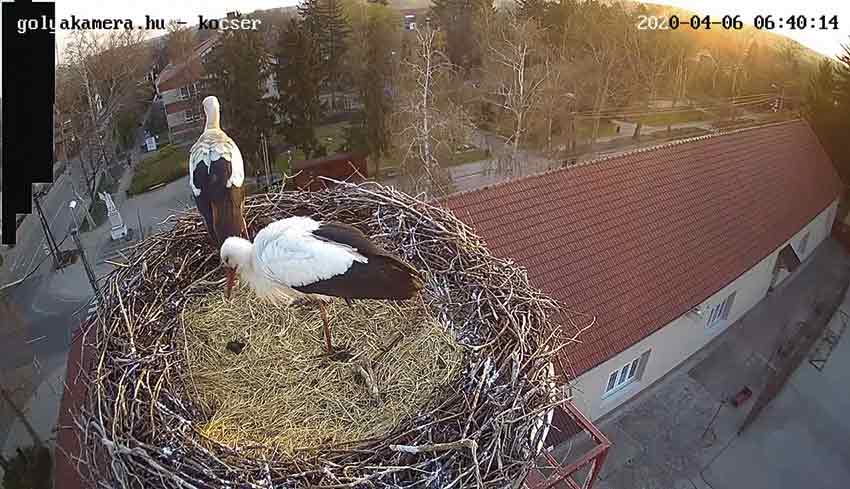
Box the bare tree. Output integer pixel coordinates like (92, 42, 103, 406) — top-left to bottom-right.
(394, 25, 472, 197)
(623, 25, 675, 137)
(577, 3, 630, 148)
(482, 9, 550, 170)
(63, 30, 151, 195)
(166, 20, 196, 65)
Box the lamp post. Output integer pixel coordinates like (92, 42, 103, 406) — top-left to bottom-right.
(69, 200, 101, 301)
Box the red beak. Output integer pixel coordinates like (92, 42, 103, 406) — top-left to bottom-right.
(225, 267, 236, 299)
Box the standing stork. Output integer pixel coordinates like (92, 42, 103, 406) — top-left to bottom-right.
(189, 96, 247, 246)
(220, 216, 424, 354)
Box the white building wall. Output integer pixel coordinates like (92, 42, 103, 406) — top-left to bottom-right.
(569, 198, 839, 421)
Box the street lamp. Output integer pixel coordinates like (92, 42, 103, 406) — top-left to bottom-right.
(68, 199, 100, 299)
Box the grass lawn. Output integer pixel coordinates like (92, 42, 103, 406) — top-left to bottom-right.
(273, 123, 349, 175)
(576, 119, 618, 141)
(634, 109, 707, 127)
(128, 145, 185, 196)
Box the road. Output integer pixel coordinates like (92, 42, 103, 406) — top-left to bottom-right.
(1, 157, 92, 288)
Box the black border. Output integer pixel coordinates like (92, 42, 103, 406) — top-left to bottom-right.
(2, 0, 56, 245)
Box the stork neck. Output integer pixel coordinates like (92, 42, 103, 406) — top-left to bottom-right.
(204, 110, 220, 131)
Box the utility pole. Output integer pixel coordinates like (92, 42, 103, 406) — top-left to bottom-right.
(33, 193, 61, 269)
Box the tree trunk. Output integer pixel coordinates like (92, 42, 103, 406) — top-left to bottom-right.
(590, 73, 610, 150)
(633, 121, 642, 139)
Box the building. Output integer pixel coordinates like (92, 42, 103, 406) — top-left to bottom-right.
(291, 153, 368, 191)
(154, 34, 220, 144)
(443, 120, 842, 426)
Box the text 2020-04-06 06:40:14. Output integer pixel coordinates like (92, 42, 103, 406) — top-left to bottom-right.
(637, 14, 839, 31)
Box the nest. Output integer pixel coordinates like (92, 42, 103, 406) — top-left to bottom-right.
(182, 289, 462, 455)
(76, 180, 588, 488)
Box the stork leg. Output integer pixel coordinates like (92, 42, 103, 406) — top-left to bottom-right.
(319, 302, 333, 353)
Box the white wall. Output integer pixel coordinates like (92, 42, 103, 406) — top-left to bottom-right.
(569, 199, 839, 421)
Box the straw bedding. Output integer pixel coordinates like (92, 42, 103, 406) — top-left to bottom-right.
(181, 289, 462, 456)
(75, 180, 590, 488)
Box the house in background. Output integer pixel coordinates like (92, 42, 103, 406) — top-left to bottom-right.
(154, 33, 221, 144)
(291, 153, 368, 191)
(443, 120, 841, 434)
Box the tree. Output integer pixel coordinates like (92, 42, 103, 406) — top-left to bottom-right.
(345, 0, 401, 163)
(204, 17, 275, 174)
(805, 44, 850, 183)
(482, 8, 550, 166)
(275, 18, 326, 158)
(165, 20, 195, 65)
(430, 0, 491, 70)
(61, 30, 150, 198)
(393, 25, 472, 197)
(299, 0, 351, 110)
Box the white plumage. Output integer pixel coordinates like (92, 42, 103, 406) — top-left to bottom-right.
(222, 216, 367, 304)
(220, 215, 423, 354)
(188, 96, 244, 197)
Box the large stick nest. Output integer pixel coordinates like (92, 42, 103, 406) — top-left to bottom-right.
(75, 180, 588, 488)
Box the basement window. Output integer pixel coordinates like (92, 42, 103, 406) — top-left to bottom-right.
(798, 232, 810, 257)
(706, 291, 736, 328)
(603, 353, 646, 397)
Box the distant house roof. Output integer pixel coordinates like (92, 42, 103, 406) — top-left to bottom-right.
(292, 153, 366, 171)
(442, 120, 842, 376)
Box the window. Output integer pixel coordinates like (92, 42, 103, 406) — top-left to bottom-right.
(185, 106, 201, 123)
(603, 355, 643, 397)
(706, 291, 736, 328)
(798, 232, 810, 257)
(179, 82, 201, 100)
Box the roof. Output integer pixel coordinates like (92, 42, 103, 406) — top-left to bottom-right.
(442, 120, 843, 376)
(292, 152, 366, 171)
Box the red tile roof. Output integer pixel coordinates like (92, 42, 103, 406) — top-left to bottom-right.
(443, 120, 843, 375)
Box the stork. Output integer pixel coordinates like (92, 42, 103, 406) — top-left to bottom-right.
(189, 96, 247, 246)
(220, 216, 424, 354)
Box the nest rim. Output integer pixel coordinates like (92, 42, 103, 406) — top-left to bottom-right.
(76, 180, 586, 488)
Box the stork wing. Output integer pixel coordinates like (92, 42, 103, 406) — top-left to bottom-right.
(252, 217, 368, 288)
(188, 129, 244, 197)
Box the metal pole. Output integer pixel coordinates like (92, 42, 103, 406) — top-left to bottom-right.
(70, 223, 100, 301)
(33, 194, 61, 269)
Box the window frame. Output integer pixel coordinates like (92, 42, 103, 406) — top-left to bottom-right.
(185, 106, 201, 123)
(603, 355, 642, 397)
(798, 232, 810, 257)
(706, 291, 736, 328)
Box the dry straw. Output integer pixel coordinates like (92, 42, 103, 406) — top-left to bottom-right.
(75, 180, 591, 488)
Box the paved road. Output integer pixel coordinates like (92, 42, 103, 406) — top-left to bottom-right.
(1, 157, 92, 288)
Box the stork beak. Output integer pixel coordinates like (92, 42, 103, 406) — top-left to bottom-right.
(225, 267, 237, 299)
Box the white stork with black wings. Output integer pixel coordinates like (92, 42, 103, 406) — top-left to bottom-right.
(189, 96, 247, 246)
(220, 216, 424, 354)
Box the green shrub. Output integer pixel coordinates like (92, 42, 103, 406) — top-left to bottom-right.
(128, 145, 187, 196)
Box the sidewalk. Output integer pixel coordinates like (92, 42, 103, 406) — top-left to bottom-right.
(571, 238, 850, 489)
